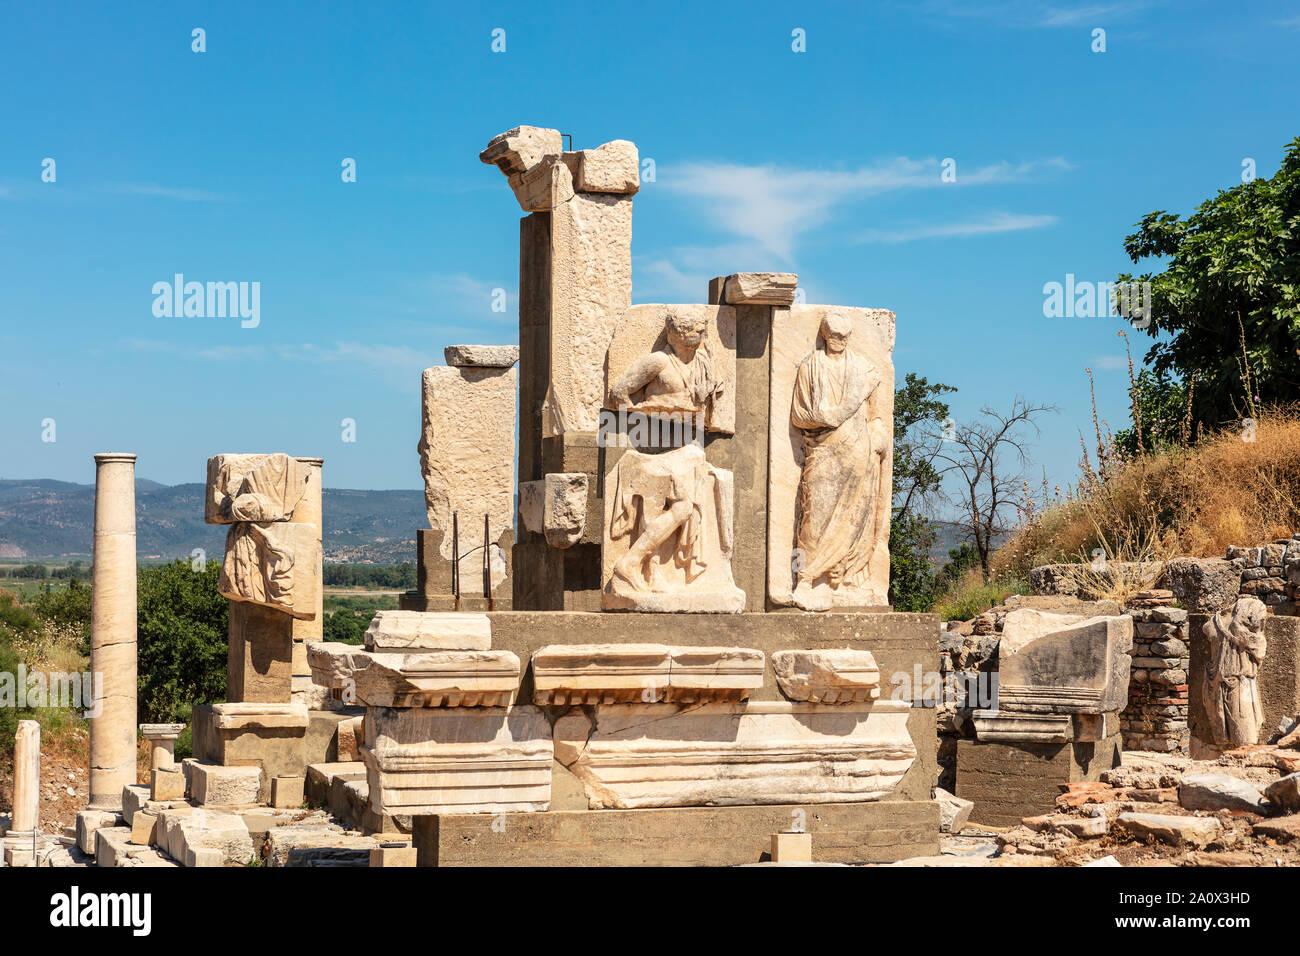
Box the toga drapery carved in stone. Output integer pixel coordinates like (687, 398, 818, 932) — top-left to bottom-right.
(1201, 597, 1267, 749)
(789, 313, 884, 610)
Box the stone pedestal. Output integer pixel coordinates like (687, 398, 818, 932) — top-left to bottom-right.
(89, 452, 138, 810)
(955, 734, 1122, 827)
(140, 723, 186, 771)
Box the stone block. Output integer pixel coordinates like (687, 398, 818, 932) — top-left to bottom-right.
(190, 762, 262, 806)
(575, 140, 639, 194)
(721, 272, 798, 306)
(157, 807, 254, 865)
(1177, 773, 1267, 814)
(121, 783, 150, 826)
(518, 473, 588, 549)
(271, 775, 305, 809)
(771, 649, 880, 704)
(770, 831, 812, 862)
(444, 344, 519, 368)
(130, 810, 159, 847)
(370, 844, 418, 867)
(152, 767, 185, 801)
(364, 610, 492, 652)
(1116, 812, 1222, 848)
(354, 650, 521, 707)
(75, 808, 121, 855)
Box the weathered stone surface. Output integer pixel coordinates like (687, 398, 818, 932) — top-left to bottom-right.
(364, 610, 492, 652)
(518, 473, 588, 549)
(140, 722, 185, 771)
(75, 808, 121, 855)
(205, 452, 310, 524)
(935, 787, 973, 833)
(479, 126, 562, 177)
(121, 784, 150, 826)
(264, 824, 373, 867)
(530, 643, 763, 705)
(1177, 773, 1267, 814)
(768, 307, 894, 610)
(362, 705, 553, 815)
(211, 702, 309, 731)
(605, 304, 737, 435)
(990, 610, 1133, 722)
(575, 139, 639, 194)
(971, 711, 1074, 743)
(603, 443, 744, 613)
(771, 649, 880, 704)
(89, 454, 138, 810)
(1265, 772, 1300, 813)
(546, 163, 633, 435)
(306, 640, 372, 694)
(722, 272, 798, 306)
(11, 720, 38, 835)
(443, 344, 519, 368)
(190, 762, 261, 806)
(770, 831, 812, 862)
(1200, 597, 1268, 750)
(151, 767, 185, 801)
(664, 646, 765, 702)
(1252, 814, 1300, 842)
(1116, 811, 1222, 847)
(157, 807, 254, 865)
(271, 775, 305, 809)
(553, 699, 915, 809)
(1166, 557, 1244, 613)
(418, 366, 516, 590)
(95, 826, 153, 868)
(353, 650, 521, 708)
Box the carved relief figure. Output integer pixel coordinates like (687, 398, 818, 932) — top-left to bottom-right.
(789, 313, 882, 609)
(602, 312, 743, 613)
(1201, 596, 1267, 749)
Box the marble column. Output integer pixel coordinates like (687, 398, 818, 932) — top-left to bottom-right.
(290, 456, 324, 644)
(89, 452, 138, 809)
(11, 720, 39, 835)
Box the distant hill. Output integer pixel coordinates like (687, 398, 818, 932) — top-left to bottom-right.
(0, 479, 426, 564)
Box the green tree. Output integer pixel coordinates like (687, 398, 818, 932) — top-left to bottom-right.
(137, 560, 228, 722)
(889, 373, 957, 610)
(1120, 136, 1300, 442)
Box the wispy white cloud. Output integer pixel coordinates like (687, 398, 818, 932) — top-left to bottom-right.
(856, 211, 1058, 243)
(1275, 15, 1300, 30)
(919, 1, 1150, 28)
(1089, 354, 1129, 371)
(125, 338, 429, 380)
(659, 156, 1070, 259)
(113, 182, 227, 202)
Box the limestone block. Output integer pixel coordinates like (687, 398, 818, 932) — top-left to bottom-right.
(771, 831, 812, 862)
(264, 824, 360, 867)
(722, 272, 798, 306)
(532, 644, 672, 705)
(1265, 773, 1300, 813)
(1177, 773, 1267, 814)
(936, 787, 974, 833)
(271, 775, 305, 809)
(95, 827, 151, 868)
(211, 702, 309, 731)
(553, 699, 915, 809)
(190, 762, 262, 806)
(546, 170, 633, 436)
(772, 649, 880, 704)
(602, 444, 745, 613)
(307, 640, 373, 694)
(665, 646, 764, 703)
(370, 844, 418, 867)
(604, 303, 737, 435)
(121, 784, 150, 826)
(996, 610, 1134, 715)
(575, 139, 639, 194)
(75, 809, 121, 855)
(354, 650, 521, 708)
(479, 126, 562, 177)
(205, 452, 311, 524)
(519, 473, 588, 549)
(130, 810, 159, 847)
(444, 344, 519, 368)
(1116, 811, 1222, 848)
(151, 767, 185, 801)
(504, 158, 572, 212)
(185, 847, 225, 868)
(364, 611, 492, 652)
(418, 365, 517, 580)
(157, 807, 254, 865)
(362, 705, 553, 815)
(970, 710, 1073, 743)
(768, 306, 895, 610)
(1165, 557, 1244, 613)
(336, 715, 363, 761)
(530, 644, 762, 705)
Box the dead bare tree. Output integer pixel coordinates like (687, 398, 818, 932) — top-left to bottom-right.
(930, 398, 1056, 580)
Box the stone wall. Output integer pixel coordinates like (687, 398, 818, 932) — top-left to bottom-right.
(1120, 592, 1189, 753)
(1232, 537, 1296, 608)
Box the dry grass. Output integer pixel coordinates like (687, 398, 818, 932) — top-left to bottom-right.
(999, 410, 1300, 577)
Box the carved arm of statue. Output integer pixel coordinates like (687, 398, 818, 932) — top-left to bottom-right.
(609, 352, 671, 410)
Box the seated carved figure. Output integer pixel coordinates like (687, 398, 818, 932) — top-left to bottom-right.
(602, 311, 743, 613)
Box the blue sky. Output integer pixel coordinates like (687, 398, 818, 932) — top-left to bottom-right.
(2, 0, 1298, 499)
